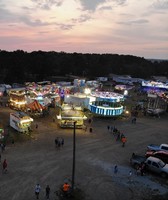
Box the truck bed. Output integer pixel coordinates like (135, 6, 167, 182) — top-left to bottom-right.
(147, 144, 160, 151)
(130, 154, 146, 168)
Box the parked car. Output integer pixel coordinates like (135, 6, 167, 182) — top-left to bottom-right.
(130, 154, 168, 178)
(147, 143, 168, 152)
(145, 151, 168, 164)
(145, 156, 168, 178)
(147, 108, 165, 116)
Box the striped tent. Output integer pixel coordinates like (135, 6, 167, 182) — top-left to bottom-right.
(26, 100, 45, 111)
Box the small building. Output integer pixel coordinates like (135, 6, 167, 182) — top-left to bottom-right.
(74, 79, 85, 87)
(9, 89, 26, 110)
(142, 80, 168, 90)
(147, 92, 168, 112)
(89, 91, 125, 116)
(0, 84, 11, 94)
(109, 74, 143, 84)
(151, 76, 168, 83)
(64, 93, 90, 109)
(64, 91, 125, 117)
(96, 77, 108, 82)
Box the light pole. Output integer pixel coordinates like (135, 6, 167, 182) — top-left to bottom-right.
(71, 121, 76, 191)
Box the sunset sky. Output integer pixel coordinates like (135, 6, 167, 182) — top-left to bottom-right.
(0, 0, 168, 59)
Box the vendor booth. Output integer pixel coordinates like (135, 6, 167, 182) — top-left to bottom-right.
(9, 89, 26, 110)
(57, 104, 87, 128)
(26, 100, 45, 110)
(26, 100, 46, 114)
(89, 91, 124, 116)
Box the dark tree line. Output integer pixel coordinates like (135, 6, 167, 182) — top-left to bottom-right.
(0, 50, 168, 84)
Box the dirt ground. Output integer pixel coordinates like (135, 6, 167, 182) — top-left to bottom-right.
(0, 106, 168, 200)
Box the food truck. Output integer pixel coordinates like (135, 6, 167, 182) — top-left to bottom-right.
(10, 112, 33, 132)
(57, 104, 87, 128)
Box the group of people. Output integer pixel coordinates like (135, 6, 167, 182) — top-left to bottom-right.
(107, 126, 127, 147)
(35, 184, 50, 200)
(55, 137, 64, 149)
(35, 181, 71, 200)
(136, 162, 146, 176)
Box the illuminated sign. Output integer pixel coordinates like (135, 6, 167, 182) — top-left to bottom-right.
(142, 81, 168, 89)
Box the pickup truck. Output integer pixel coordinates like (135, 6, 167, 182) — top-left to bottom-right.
(145, 151, 168, 164)
(130, 154, 146, 169)
(147, 143, 168, 152)
(130, 154, 168, 178)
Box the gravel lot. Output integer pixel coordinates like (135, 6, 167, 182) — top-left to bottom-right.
(0, 106, 168, 200)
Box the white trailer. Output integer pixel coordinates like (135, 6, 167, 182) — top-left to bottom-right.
(10, 112, 33, 133)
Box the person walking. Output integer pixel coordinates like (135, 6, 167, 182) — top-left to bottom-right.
(61, 138, 64, 147)
(128, 170, 133, 182)
(114, 165, 118, 174)
(121, 136, 127, 147)
(2, 159, 7, 173)
(35, 183, 41, 199)
(55, 137, 59, 148)
(45, 185, 50, 200)
(12, 139, 15, 145)
(62, 181, 71, 196)
(110, 126, 113, 132)
(84, 125, 87, 132)
(132, 117, 136, 124)
(140, 162, 146, 176)
(116, 131, 121, 141)
(1, 143, 5, 153)
(57, 140, 61, 149)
